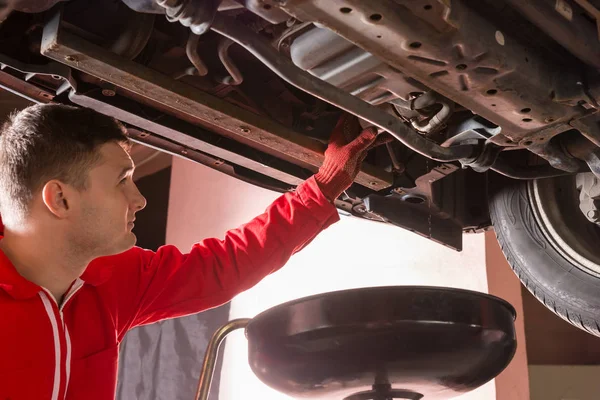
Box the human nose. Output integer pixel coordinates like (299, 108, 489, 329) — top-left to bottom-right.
(130, 183, 147, 211)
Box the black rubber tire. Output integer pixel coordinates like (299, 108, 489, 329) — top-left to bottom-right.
(489, 178, 600, 336)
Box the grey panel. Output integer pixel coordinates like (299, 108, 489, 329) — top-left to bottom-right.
(117, 305, 230, 400)
(290, 27, 427, 105)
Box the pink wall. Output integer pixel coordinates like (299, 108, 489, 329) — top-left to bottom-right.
(485, 231, 530, 400)
(165, 157, 278, 248)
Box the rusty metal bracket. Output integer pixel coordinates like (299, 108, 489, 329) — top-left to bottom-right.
(0, 68, 54, 104)
(40, 8, 393, 190)
(527, 140, 582, 173)
(0, 53, 75, 103)
(365, 163, 464, 250)
(276, 0, 588, 142)
(68, 89, 307, 187)
(570, 113, 600, 147)
(364, 193, 463, 251)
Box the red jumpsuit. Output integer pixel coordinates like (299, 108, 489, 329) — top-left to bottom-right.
(0, 176, 339, 399)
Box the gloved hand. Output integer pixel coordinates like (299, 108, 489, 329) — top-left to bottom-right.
(315, 114, 379, 202)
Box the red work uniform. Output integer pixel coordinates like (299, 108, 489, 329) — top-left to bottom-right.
(0, 177, 339, 400)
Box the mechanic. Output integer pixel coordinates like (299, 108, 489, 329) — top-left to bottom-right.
(0, 103, 379, 399)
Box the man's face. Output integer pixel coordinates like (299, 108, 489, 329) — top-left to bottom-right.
(71, 142, 147, 257)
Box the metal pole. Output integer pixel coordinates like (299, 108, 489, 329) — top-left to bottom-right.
(195, 318, 251, 400)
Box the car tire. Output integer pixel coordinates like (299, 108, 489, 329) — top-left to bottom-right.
(489, 175, 600, 336)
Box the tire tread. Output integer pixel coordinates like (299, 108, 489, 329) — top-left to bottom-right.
(489, 180, 600, 337)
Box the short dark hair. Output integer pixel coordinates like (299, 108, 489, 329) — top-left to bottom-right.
(0, 103, 129, 224)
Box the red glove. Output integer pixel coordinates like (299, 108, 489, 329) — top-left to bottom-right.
(315, 115, 378, 201)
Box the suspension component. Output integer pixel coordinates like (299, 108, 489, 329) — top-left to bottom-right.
(156, 0, 222, 35)
(393, 91, 455, 135)
(576, 173, 600, 225)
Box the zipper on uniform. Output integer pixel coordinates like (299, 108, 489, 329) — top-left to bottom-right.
(39, 289, 63, 400)
(58, 278, 84, 395)
(60, 278, 84, 312)
(39, 279, 84, 400)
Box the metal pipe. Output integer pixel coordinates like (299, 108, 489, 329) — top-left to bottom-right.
(569, 115, 600, 148)
(195, 319, 251, 400)
(490, 158, 574, 179)
(210, 15, 477, 162)
(385, 142, 403, 172)
(402, 91, 455, 134)
(527, 141, 582, 172)
(411, 91, 437, 110)
(186, 33, 209, 76)
(563, 133, 600, 177)
(412, 101, 453, 133)
(218, 37, 243, 85)
(563, 132, 597, 160)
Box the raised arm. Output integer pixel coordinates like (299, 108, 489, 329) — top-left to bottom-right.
(93, 115, 380, 335)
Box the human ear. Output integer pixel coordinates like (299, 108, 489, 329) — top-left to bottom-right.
(41, 180, 72, 218)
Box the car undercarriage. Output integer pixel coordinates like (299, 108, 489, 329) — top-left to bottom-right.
(1, 0, 600, 335)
